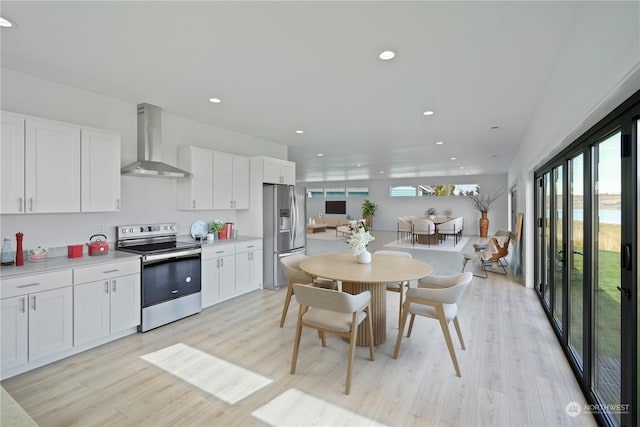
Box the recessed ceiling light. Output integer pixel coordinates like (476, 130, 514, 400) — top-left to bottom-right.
(295, 130, 304, 134)
(317, 153, 323, 157)
(423, 110, 434, 116)
(435, 141, 444, 145)
(459, 166, 464, 170)
(450, 157, 457, 160)
(208, 98, 222, 104)
(0, 17, 14, 28)
(379, 171, 385, 174)
(378, 50, 396, 61)
(356, 164, 362, 167)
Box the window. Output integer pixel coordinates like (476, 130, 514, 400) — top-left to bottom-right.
(307, 188, 324, 198)
(418, 184, 448, 196)
(347, 187, 369, 197)
(390, 185, 417, 197)
(451, 184, 480, 196)
(325, 187, 345, 198)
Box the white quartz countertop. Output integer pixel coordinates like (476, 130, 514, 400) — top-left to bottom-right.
(195, 235, 261, 248)
(1, 251, 141, 279)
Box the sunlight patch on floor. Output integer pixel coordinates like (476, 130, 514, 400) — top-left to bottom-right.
(140, 343, 273, 404)
(251, 388, 388, 426)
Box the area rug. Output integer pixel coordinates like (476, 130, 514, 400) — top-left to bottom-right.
(384, 237, 469, 252)
(140, 343, 272, 404)
(306, 230, 346, 241)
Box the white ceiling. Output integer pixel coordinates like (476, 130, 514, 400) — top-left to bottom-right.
(1, 1, 595, 182)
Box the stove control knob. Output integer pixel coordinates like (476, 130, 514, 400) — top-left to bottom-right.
(140, 227, 144, 233)
(129, 228, 134, 233)
(164, 226, 169, 230)
(170, 225, 176, 231)
(121, 228, 127, 234)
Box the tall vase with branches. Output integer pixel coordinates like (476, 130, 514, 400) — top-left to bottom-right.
(463, 187, 504, 237)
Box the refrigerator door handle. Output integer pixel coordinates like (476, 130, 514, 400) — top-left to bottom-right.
(290, 187, 296, 249)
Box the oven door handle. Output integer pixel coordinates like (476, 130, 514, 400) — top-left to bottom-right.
(143, 248, 202, 263)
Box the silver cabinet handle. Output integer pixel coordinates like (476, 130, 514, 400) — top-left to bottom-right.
(112, 279, 117, 293)
(248, 253, 251, 261)
(116, 199, 120, 210)
(18, 197, 23, 212)
(216, 259, 220, 268)
(31, 295, 36, 311)
(29, 197, 34, 212)
(104, 281, 109, 294)
(17, 283, 40, 288)
(103, 269, 119, 274)
(220, 258, 224, 268)
(192, 200, 196, 209)
(20, 297, 26, 313)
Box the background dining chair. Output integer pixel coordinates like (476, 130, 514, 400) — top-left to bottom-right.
(397, 217, 413, 243)
(392, 272, 473, 377)
(412, 218, 435, 246)
(436, 217, 461, 245)
(290, 284, 374, 395)
(279, 254, 338, 327)
(374, 250, 412, 328)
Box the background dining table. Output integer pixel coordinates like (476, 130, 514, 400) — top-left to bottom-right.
(299, 253, 433, 345)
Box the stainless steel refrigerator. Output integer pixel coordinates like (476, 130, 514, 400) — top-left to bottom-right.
(263, 184, 306, 290)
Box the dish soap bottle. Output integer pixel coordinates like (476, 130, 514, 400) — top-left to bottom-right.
(1, 236, 14, 266)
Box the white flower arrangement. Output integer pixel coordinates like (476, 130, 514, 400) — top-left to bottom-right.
(347, 221, 375, 256)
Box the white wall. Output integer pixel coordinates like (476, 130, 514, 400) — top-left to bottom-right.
(0, 69, 288, 250)
(507, 1, 640, 288)
(303, 174, 508, 235)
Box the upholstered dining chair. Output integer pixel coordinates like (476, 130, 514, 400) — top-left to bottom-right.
(412, 218, 435, 246)
(290, 284, 374, 395)
(397, 217, 413, 243)
(437, 217, 461, 245)
(374, 250, 412, 328)
(392, 272, 473, 377)
(279, 254, 338, 327)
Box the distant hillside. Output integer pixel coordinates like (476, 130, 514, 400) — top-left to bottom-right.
(566, 194, 620, 210)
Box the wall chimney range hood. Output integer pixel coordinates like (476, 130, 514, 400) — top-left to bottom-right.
(121, 103, 193, 178)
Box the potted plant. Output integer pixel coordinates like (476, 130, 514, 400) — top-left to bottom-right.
(361, 199, 378, 228)
(209, 220, 224, 239)
(425, 207, 437, 219)
(463, 187, 504, 237)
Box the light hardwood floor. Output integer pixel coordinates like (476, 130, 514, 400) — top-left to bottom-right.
(1, 231, 596, 426)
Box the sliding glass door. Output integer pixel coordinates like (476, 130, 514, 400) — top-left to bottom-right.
(534, 91, 638, 426)
(592, 132, 622, 425)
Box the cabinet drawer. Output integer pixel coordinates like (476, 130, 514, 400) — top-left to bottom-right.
(236, 240, 263, 253)
(202, 244, 236, 260)
(74, 259, 140, 284)
(2, 270, 72, 299)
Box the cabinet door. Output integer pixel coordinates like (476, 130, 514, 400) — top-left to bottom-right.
(81, 128, 121, 212)
(213, 152, 234, 209)
(201, 257, 220, 308)
(250, 249, 263, 290)
(1, 112, 25, 214)
(280, 161, 296, 185)
(177, 147, 213, 210)
(232, 155, 250, 209)
(29, 287, 73, 361)
(235, 252, 252, 295)
(110, 274, 140, 333)
(218, 255, 236, 300)
(1, 296, 28, 371)
(74, 280, 110, 346)
(263, 157, 283, 184)
(25, 119, 81, 213)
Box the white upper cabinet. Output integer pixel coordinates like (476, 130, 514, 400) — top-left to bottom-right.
(25, 118, 81, 213)
(263, 157, 295, 185)
(1, 111, 121, 214)
(81, 128, 121, 212)
(177, 146, 214, 210)
(1, 112, 25, 214)
(213, 152, 249, 210)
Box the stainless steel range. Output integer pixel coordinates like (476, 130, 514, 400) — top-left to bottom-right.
(116, 223, 201, 332)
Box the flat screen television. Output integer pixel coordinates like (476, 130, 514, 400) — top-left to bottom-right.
(325, 200, 346, 215)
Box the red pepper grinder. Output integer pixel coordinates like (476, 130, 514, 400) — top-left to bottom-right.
(15, 232, 24, 266)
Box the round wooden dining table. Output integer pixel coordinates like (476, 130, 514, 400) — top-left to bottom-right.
(299, 253, 433, 346)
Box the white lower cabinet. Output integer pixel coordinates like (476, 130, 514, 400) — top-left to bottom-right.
(73, 260, 141, 346)
(201, 244, 236, 308)
(235, 240, 263, 294)
(1, 270, 73, 373)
